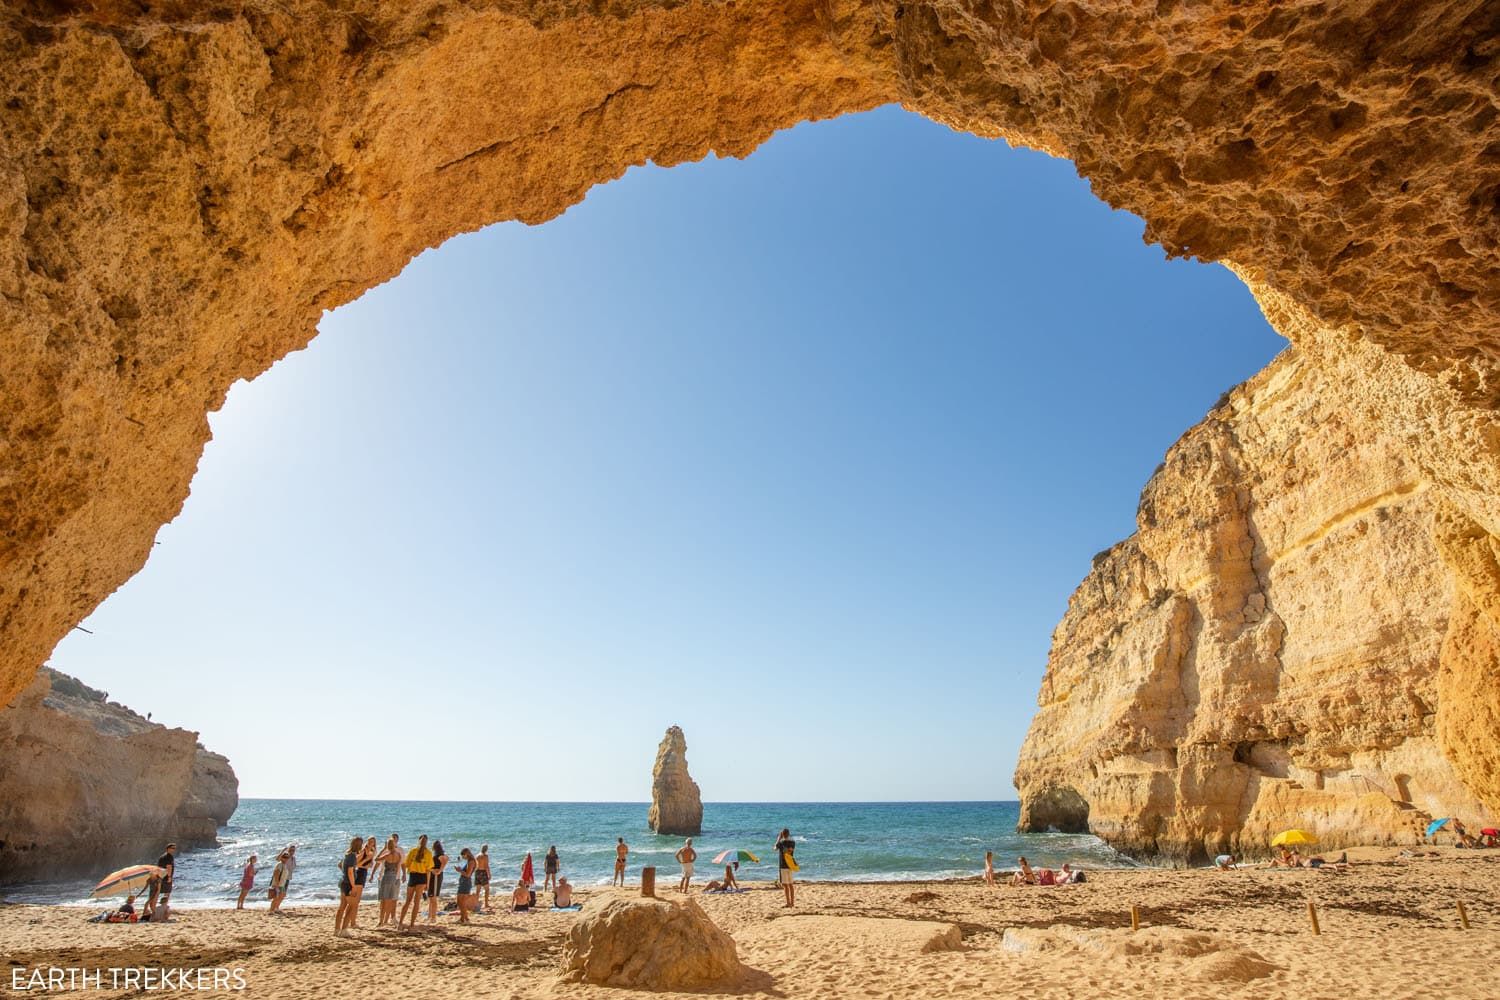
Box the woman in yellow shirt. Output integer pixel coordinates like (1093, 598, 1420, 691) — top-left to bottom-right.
(400, 834, 433, 930)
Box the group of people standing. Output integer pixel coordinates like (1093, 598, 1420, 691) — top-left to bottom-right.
(223, 829, 803, 929)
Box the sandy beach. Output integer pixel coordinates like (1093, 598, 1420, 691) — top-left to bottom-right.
(3, 847, 1496, 999)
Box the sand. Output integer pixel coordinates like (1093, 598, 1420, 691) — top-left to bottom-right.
(3, 847, 1497, 999)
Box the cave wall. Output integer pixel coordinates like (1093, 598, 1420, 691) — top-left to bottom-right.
(1, 2, 1498, 831)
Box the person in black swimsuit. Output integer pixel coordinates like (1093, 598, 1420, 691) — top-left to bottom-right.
(426, 840, 448, 924)
(339, 834, 376, 932)
(544, 846, 560, 891)
(334, 836, 361, 936)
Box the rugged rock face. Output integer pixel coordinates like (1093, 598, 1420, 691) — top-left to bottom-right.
(648, 725, 703, 836)
(1015, 344, 1495, 862)
(0, 4, 1498, 826)
(559, 896, 744, 990)
(0, 669, 239, 883)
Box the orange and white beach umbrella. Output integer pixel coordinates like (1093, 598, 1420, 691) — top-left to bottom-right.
(90, 864, 165, 898)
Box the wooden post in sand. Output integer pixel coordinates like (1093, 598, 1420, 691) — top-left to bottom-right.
(1307, 900, 1321, 936)
(1130, 905, 1140, 931)
(1457, 900, 1470, 929)
(641, 866, 656, 898)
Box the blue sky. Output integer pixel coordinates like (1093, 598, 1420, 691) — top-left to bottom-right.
(50, 107, 1283, 801)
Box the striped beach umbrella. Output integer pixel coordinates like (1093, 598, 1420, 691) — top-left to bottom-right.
(711, 849, 761, 865)
(90, 864, 165, 899)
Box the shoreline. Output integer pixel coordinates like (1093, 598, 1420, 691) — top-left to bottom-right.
(3, 847, 1495, 999)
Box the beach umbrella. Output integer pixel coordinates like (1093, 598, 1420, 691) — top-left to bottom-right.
(1425, 817, 1451, 838)
(1270, 829, 1318, 847)
(520, 854, 534, 885)
(711, 849, 761, 865)
(1480, 828, 1499, 837)
(90, 865, 164, 899)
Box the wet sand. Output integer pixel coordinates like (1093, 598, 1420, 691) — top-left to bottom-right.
(2, 848, 1497, 999)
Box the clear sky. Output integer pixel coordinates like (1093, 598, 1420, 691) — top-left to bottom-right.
(50, 106, 1283, 802)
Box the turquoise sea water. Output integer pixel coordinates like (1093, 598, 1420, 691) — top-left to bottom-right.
(4, 800, 1137, 908)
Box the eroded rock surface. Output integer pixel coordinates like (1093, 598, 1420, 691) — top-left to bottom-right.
(649, 725, 703, 836)
(559, 896, 743, 990)
(0, 3, 1499, 828)
(1015, 344, 1495, 861)
(0, 669, 239, 883)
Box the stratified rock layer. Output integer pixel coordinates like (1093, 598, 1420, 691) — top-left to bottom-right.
(0, 4, 1498, 827)
(648, 725, 703, 837)
(0, 669, 239, 883)
(1014, 345, 1496, 862)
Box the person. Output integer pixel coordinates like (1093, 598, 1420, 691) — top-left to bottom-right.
(510, 881, 534, 912)
(1214, 853, 1236, 870)
(280, 844, 298, 903)
(1453, 819, 1477, 848)
(475, 845, 492, 911)
(613, 837, 628, 887)
(1267, 846, 1295, 868)
(705, 864, 739, 892)
(343, 834, 376, 930)
(544, 846, 560, 891)
(426, 840, 449, 924)
(236, 855, 258, 909)
(983, 851, 996, 887)
(775, 828, 797, 907)
(147, 843, 177, 915)
(1057, 863, 1083, 883)
(401, 835, 433, 930)
(375, 836, 403, 927)
(675, 838, 697, 893)
(1010, 856, 1036, 886)
(268, 850, 290, 914)
(335, 836, 362, 935)
(115, 894, 137, 922)
(554, 876, 574, 908)
(454, 848, 477, 924)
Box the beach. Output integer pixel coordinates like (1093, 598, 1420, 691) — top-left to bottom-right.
(4, 847, 1496, 999)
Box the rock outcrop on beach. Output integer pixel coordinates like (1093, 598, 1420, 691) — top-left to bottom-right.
(560, 896, 744, 990)
(1014, 344, 1495, 862)
(0, 669, 238, 883)
(648, 726, 703, 837)
(0, 2, 1498, 839)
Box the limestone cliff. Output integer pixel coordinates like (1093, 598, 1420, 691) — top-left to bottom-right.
(648, 726, 703, 837)
(0, 669, 239, 883)
(0, 3, 1499, 826)
(1015, 345, 1496, 862)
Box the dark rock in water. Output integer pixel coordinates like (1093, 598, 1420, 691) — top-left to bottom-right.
(0, 668, 238, 884)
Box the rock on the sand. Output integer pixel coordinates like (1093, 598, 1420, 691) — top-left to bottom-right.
(1002, 926, 1278, 982)
(559, 897, 744, 990)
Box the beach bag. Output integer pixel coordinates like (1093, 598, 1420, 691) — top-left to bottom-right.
(1073, 870, 1086, 883)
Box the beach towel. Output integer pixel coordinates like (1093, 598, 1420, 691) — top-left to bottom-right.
(784, 855, 800, 872)
(550, 905, 582, 912)
(704, 888, 748, 895)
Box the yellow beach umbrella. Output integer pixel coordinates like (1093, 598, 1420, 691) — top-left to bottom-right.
(1271, 829, 1318, 847)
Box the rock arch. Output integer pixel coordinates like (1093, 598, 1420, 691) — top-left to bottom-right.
(2, 3, 1499, 822)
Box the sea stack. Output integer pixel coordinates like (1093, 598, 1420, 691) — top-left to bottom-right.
(648, 725, 703, 836)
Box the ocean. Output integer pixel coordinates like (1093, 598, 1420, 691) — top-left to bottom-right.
(3, 800, 1139, 908)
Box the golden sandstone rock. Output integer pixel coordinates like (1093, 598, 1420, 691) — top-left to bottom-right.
(0, 669, 238, 881)
(649, 725, 704, 837)
(560, 896, 744, 990)
(1, 3, 1498, 849)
